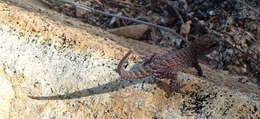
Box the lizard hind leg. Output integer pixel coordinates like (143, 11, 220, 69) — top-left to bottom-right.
(165, 72, 186, 97)
(169, 79, 186, 93)
(193, 60, 203, 76)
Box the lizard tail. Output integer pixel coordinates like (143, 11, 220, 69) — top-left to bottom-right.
(117, 49, 150, 80)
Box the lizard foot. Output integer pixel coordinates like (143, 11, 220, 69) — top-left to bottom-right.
(165, 82, 186, 98)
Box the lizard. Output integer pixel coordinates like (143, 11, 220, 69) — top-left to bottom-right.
(116, 34, 219, 93)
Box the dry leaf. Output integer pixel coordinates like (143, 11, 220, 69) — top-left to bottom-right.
(108, 24, 149, 39)
(75, 7, 87, 18)
(180, 20, 192, 35)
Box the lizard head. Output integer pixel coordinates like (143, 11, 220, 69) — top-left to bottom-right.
(191, 34, 220, 56)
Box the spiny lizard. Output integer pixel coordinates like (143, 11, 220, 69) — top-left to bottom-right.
(116, 34, 219, 93)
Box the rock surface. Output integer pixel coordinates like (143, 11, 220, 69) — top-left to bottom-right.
(0, 1, 260, 119)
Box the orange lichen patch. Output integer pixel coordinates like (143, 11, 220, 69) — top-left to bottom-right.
(7, 75, 27, 86)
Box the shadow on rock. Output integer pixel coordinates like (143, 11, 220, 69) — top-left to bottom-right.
(28, 77, 170, 100)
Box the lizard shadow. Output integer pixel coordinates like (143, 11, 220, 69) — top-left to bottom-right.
(28, 78, 170, 100)
(29, 64, 170, 100)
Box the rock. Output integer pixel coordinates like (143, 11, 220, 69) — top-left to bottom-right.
(0, 67, 15, 119)
(75, 7, 87, 18)
(0, 1, 260, 119)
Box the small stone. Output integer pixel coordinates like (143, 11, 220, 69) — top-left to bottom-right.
(208, 10, 215, 16)
(241, 67, 247, 74)
(75, 7, 87, 18)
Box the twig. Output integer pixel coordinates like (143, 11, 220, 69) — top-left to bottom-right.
(161, 0, 184, 24)
(55, 0, 186, 41)
(172, 6, 188, 40)
(172, 6, 184, 24)
(234, 0, 260, 14)
(162, 0, 188, 41)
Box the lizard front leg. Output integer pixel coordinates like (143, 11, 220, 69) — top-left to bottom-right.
(193, 60, 203, 76)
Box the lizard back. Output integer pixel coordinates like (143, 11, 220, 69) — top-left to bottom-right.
(117, 34, 219, 81)
(116, 47, 196, 80)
